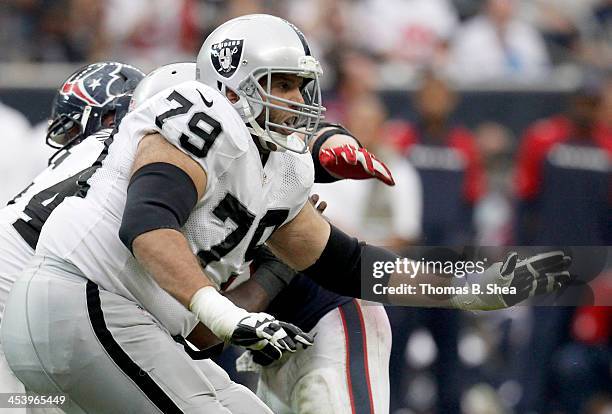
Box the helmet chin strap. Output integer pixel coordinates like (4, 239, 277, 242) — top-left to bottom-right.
(234, 88, 308, 154)
(248, 120, 286, 153)
(234, 96, 280, 151)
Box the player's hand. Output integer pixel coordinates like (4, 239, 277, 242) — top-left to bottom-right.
(452, 251, 572, 310)
(319, 145, 395, 186)
(230, 313, 314, 360)
(309, 193, 327, 213)
(237, 324, 315, 368)
(505, 251, 572, 306)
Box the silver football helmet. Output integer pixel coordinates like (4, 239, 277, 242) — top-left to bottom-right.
(131, 62, 196, 110)
(196, 14, 325, 153)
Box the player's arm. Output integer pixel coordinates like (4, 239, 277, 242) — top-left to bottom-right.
(124, 133, 210, 307)
(185, 247, 300, 351)
(184, 193, 329, 351)
(267, 202, 572, 310)
(120, 133, 310, 357)
(266, 202, 447, 306)
(308, 123, 395, 186)
(184, 281, 272, 352)
(189, 194, 327, 337)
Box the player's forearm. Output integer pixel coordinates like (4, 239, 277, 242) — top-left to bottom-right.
(268, 202, 331, 271)
(186, 323, 223, 349)
(316, 133, 359, 152)
(184, 280, 282, 350)
(224, 279, 272, 312)
(271, 205, 460, 306)
(132, 228, 213, 308)
(308, 126, 358, 152)
(309, 126, 360, 183)
(385, 270, 458, 307)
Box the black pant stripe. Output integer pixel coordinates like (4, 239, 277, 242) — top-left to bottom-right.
(86, 281, 183, 414)
(340, 300, 375, 414)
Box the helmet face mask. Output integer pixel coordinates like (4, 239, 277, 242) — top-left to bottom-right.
(239, 60, 324, 153)
(46, 110, 85, 148)
(197, 14, 325, 154)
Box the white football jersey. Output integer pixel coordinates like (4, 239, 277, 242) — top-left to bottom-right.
(0, 129, 110, 317)
(37, 80, 314, 336)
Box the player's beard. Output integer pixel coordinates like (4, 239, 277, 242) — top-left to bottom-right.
(255, 107, 296, 136)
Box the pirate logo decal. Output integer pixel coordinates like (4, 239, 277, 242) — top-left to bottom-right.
(211, 39, 244, 78)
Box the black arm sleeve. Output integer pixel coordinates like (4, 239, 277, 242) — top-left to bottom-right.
(119, 162, 198, 252)
(301, 224, 399, 298)
(311, 123, 362, 184)
(251, 246, 296, 300)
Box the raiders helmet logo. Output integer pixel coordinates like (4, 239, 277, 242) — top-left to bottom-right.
(211, 39, 244, 78)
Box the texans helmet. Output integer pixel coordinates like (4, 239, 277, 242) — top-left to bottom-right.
(46, 61, 145, 149)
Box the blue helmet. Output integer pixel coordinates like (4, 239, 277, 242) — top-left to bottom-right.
(46, 61, 145, 149)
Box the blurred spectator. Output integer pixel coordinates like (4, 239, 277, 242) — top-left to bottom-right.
(0, 1, 32, 61)
(473, 122, 514, 245)
(313, 93, 422, 249)
(389, 72, 486, 245)
(519, 0, 611, 70)
(310, 93, 425, 414)
(352, 0, 459, 83)
(0, 101, 50, 205)
(224, 0, 268, 18)
(0, 0, 106, 62)
(577, 0, 612, 71)
(324, 49, 379, 123)
(547, 303, 612, 413)
(385, 73, 484, 413)
(452, 0, 483, 21)
(597, 73, 612, 127)
(101, 0, 198, 69)
(514, 74, 612, 245)
(519, 0, 592, 65)
(510, 74, 611, 413)
(447, 0, 551, 83)
(285, 0, 353, 78)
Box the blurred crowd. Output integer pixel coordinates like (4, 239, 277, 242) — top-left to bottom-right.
(0, 1, 611, 414)
(1, 0, 611, 82)
(317, 69, 612, 414)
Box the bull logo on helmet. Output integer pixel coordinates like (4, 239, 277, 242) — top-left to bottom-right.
(211, 39, 244, 78)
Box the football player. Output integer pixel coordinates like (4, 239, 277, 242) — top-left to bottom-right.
(0, 61, 144, 413)
(1, 14, 572, 414)
(133, 62, 395, 414)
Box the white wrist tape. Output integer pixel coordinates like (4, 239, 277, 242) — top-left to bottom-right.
(189, 286, 248, 341)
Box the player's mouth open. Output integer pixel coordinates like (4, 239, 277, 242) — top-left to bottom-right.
(273, 116, 299, 135)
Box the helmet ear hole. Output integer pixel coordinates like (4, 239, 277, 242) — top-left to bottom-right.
(225, 88, 240, 104)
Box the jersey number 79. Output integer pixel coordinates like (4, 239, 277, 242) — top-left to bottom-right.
(155, 90, 289, 269)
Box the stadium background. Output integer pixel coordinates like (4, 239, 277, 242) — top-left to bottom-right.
(0, 1, 610, 413)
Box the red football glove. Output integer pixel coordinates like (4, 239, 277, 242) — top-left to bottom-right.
(319, 145, 395, 186)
